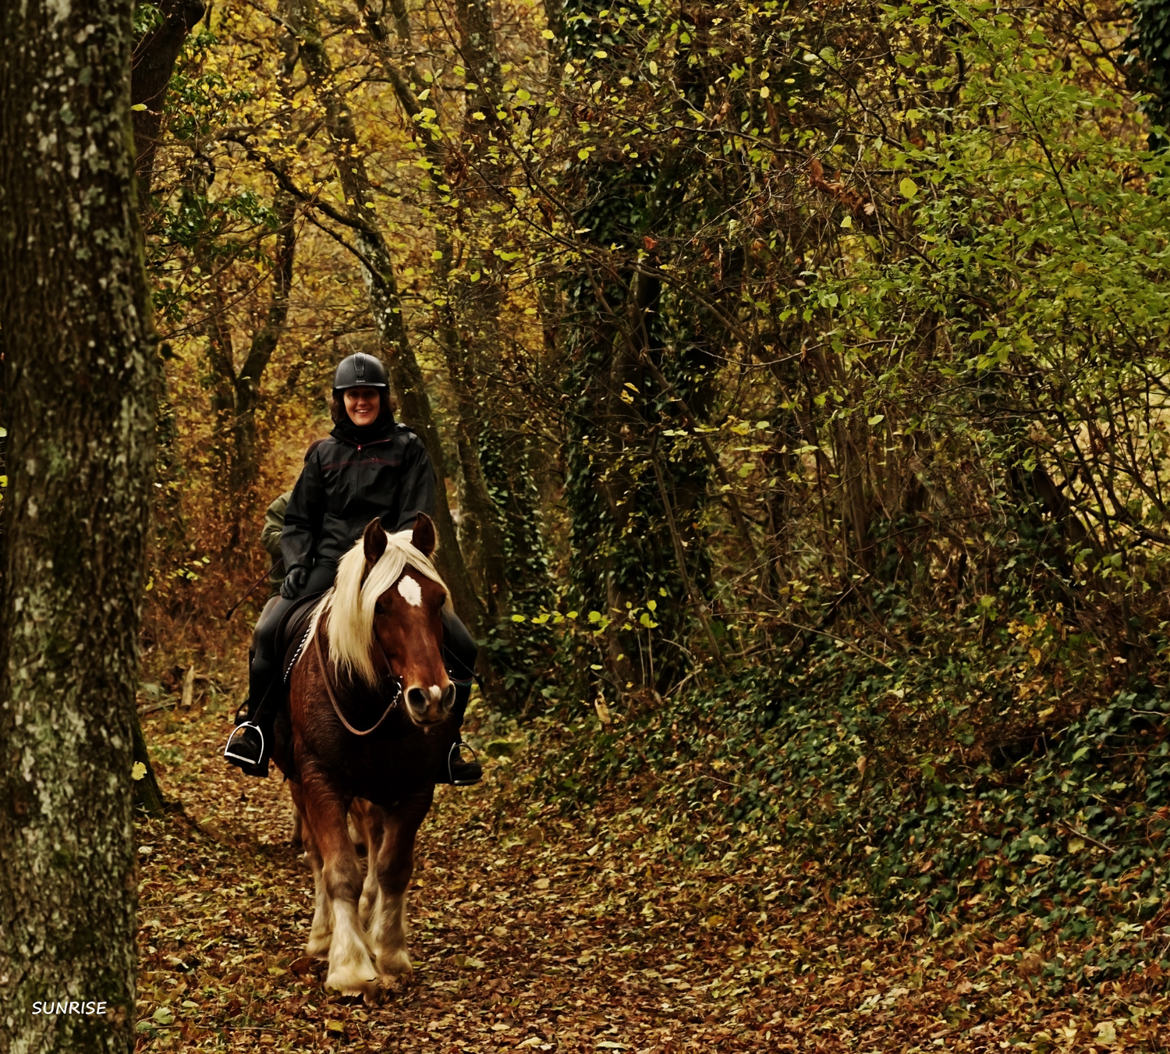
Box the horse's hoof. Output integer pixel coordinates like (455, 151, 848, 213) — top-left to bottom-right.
(325, 968, 378, 997)
(376, 948, 412, 977)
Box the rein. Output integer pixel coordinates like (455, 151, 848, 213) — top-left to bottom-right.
(313, 620, 403, 737)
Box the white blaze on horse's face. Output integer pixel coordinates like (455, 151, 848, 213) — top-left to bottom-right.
(395, 575, 423, 608)
(379, 570, 454, 730)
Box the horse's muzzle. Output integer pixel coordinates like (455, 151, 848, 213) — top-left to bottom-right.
(404, 683, 455, 730)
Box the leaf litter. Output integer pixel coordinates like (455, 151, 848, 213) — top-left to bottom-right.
(135, 699, 1170, 1051)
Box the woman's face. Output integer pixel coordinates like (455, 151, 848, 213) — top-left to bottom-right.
(343, 386, 382, 427)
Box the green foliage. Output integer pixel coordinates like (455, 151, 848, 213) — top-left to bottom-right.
(1127, 0, 1170, 142)
(533, 608, 1170, 979)
(151, 187, 283, 326)
(477, 429, 556, 710)
(133, 2, 164, 36)
(557, 4, 734, 697)
(164, 26, 253, 144)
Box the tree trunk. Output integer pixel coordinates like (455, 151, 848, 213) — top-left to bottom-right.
(559, 1, 721, 694)
(353, 0, 554, 705)
(356, 0, 513, 614)
(449, 0, 551, 621)
(281, 0, 485, 629)
(131, 0, 206, 204)
(0, 2, 158, 1050)
(197, 179, 299, 545)
(126, 1, 205, 813)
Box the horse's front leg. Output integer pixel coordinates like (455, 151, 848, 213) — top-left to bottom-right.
(300, 773, 377, 996)
(369, 788, 433, 978)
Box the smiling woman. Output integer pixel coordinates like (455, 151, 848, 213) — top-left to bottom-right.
(343, 386, 382, 428)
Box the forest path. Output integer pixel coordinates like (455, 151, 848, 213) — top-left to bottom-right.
(135, 696, 1163, 1052)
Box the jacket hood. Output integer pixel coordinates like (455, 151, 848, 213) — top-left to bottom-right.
(331, 409, 397, 445)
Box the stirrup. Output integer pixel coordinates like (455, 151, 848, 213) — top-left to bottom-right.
(224, 722, 268, 775)
(446, 741, 482, 786)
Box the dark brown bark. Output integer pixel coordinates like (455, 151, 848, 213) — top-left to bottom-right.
(448, 0, 519, 616)
(131, 0, 206, 203)
(0, 2, 157, 1050)
(124, 1, 204, 812)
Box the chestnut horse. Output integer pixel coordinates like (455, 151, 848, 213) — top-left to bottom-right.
(273, 515, 456, 996)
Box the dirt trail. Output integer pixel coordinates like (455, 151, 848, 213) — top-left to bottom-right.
(137, 706, 764, 1052)
(135, 700, 1169, 1052)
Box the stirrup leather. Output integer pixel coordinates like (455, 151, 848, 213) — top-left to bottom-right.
(224, 722, 266, 767)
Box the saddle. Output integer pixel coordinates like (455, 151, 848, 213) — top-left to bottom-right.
(276, 594, 322, 685)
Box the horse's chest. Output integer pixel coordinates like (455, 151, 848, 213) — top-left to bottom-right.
(304, 729, 435, 797)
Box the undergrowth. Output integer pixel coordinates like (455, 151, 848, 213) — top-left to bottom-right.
(531, 616, 1170, 988)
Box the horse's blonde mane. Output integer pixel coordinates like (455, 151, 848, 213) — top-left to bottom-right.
(307, 527, 448, 687)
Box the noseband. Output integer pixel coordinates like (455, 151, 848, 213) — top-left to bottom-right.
(313, 621, 403, 737)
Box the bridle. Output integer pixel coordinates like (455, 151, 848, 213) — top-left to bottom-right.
(313, 620, 403, 737)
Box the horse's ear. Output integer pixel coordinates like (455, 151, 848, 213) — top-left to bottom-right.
(363, 518, 388, 565)
(411, 513, 436, 557)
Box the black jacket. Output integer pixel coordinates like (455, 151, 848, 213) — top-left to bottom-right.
(280, 420, 437, 573)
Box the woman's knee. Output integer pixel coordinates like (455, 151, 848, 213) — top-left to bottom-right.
(440, 609, 478, 678)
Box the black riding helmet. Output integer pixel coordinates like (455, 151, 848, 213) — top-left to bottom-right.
(333, 352, 389, 391)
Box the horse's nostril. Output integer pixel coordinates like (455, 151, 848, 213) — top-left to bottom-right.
(405, 685, 448, 716)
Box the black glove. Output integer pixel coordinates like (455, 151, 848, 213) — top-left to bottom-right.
(281, 565, 309, 599)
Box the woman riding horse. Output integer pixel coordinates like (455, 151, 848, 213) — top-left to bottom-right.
(224, 352, 482, 787)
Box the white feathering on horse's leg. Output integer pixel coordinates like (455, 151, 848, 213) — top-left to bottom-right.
(359, 857, 378, 928)
(306, 852, 332, 958)
(325, 900, 377, 995)
(371, 890, 412, 976)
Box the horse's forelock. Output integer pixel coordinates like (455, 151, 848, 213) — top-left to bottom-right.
(362, 529, 449, 609)
(316, 528, 449, 687)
